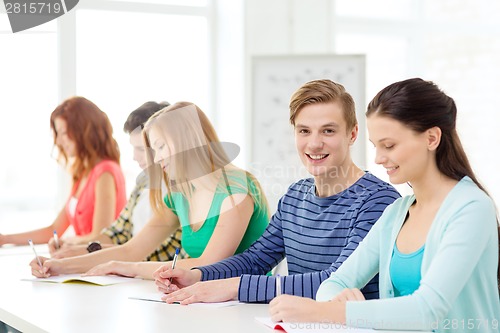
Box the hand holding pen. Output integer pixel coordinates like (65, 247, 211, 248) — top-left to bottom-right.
(154, 265, 202, 294)
(48, 231, 61, 255)
(153, 248, 196, 293)
(168, 248, 180, 289)
(53, 230, 60, 249)
(29, 239, 42, 268)
(29, 239, 49, 277)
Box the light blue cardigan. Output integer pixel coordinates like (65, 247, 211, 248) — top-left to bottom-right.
(317, 177, 500, 332)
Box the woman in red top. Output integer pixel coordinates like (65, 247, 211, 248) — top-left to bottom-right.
(0, 97, 126, 247)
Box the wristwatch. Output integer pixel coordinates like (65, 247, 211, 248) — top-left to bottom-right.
(87, 241, 102, 253)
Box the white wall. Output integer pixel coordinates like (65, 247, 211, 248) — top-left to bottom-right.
(243, 0, 500, 210)
(244, 0, 339, 209)
(1, 0, 499, 234)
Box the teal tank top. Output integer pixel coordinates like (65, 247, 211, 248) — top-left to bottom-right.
(164, 170, 269, 258)
(389, 243, 425, 297)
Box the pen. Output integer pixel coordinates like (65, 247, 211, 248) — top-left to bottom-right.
(169, 247, 180, 284)
(53, 230, 60, 249)
(275, 274, 281, 297)
(28, 239, 43, 268)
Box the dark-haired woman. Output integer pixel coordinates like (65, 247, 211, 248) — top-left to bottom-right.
(270, 78, 500, 333)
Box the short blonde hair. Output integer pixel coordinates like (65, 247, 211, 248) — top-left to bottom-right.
(289, 79, 357, 130)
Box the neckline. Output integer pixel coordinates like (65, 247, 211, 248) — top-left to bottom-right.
(310, 172, 368, 200)
(394, 243, 425, 257)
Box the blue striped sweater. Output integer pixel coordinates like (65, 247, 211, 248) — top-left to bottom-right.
(196, 172, 400, 303)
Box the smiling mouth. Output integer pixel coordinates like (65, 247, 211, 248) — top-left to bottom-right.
(306, 153, 329, 161)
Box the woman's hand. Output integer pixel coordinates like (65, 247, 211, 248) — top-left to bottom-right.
(83, 261, 137, 278)
(330, 288, 365, 302)
(29, 256, 61, 278)
(269, 294, 349, 324)
(50, 244, 89, 259)
(161, 277, 240, 305)
(48, 236, 64, 255)
(60, 236, 80, 246)
(153, 266, 202, 293)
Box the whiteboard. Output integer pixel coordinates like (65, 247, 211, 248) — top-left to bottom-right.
(249, 55, 366, 209)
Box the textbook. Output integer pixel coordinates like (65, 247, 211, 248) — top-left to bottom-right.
(255, 317, 375, 333)
(22, 274, 137, 286)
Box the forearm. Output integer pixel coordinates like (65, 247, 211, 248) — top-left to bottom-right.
(66, 231, 105, 245)
(1, 226, 53, 245)
(240, 270, 334, 303)
(132, 261, 167, 279)
(56, 243, 149, 274)
(175, 257, 224, 271)
(92, 234, 114, 245)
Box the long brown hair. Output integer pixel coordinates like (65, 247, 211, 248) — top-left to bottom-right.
(367, 78, 500, 288)
(50, 96, 120, 183)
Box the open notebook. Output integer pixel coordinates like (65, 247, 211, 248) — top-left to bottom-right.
(255, 317, 374, 333)
(22, 274, 137, 286)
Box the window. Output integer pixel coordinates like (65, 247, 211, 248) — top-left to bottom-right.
(0, 18, 59, 233)
(75, 9, 210, 191)
(332, 0, 500, 202)
(0, 1, 211, 234)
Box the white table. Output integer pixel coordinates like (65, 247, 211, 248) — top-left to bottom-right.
(0, 246, 429, 333)
(0, 246, 273, 333)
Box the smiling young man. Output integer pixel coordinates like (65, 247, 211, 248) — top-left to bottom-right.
(154, 79, 401, 304)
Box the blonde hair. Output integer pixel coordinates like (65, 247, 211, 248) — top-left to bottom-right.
(289, 79, 357, 130)
(143, 102, 268, 216)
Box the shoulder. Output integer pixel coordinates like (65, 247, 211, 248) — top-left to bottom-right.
(452, 176, 491, 202)
(355, 172, 399, 193)
(287, 178, 315, 194)
(92, 160, 121, 173)
(220, 192, 254, 212)
(91, 160, 124, 178)
(222, 169, 264, 200)
(273, 178, 315, 208)
(443, 177, 496, 220)
(349, 173, 400, 201)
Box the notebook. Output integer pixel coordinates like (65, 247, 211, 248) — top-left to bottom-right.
(22, 274, 137, 286)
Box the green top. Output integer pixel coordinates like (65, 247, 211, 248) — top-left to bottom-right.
(164, 171, 269, 258)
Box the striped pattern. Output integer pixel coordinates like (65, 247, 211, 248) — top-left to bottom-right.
(197, 172, 400, 302)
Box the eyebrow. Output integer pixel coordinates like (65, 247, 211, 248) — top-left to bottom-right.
(371, 138, 392, 144)
(151, 138, 162, 148)
(295, 122, 340, 129)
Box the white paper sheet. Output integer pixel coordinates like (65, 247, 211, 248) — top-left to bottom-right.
(129, 292, 241, 307)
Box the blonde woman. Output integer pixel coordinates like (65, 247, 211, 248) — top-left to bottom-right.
(30, 102, 269, 278)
